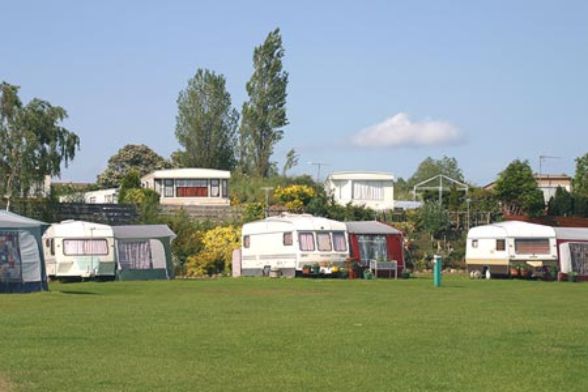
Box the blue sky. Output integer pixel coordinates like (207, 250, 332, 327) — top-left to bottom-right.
(2, 0, 587, 185)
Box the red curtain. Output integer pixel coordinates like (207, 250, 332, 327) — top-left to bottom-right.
(176, 187, 208, 197)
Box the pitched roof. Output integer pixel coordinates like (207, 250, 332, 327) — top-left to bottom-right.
(345, 221, 402, 235)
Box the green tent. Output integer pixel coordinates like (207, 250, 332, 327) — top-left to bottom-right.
(112, 225, 176, 281)
(0, 210, 48, 293)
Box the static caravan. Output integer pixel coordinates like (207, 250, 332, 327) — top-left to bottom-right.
(43, 220, 116, 279)
(554, 227, 588, 279)
(0, 211, 48, 293)
(346, 221, 405, 274)
(466, 221, 557, 275)
(241, 214, 349, 277)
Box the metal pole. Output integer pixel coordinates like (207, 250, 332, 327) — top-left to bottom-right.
(261, 187, 273, 218)
(433, 255, 442, 287)
(439, 176, 442, 205)
(466, 198, 471, 232)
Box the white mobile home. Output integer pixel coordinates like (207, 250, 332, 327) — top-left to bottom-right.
(466, 221, 558, 275)
(141, 168, 230, 206)
(43, 220, 116, 279)
(325, 171, 395, 211)
(241, 214, 349, 277)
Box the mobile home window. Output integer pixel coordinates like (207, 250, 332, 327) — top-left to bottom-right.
(222, 179, 228, 198)
(514, 239, 550, 255)
(50, 238, 55, 256)
(176, 179, 208, 197)
(243, 235, 250, 248)
(210, 179, 220, 197)
(332, 232, 347, 252)
(298, 233, 315, 251)
(317, 233, 332, 251)
(471, 239, 478, 248)
(496, 239, 506, 251)
(164, 179, 174, 197)
(63, 239, 108, 256)
(283, 232, 293, 246)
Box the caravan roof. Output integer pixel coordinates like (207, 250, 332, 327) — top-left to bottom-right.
(243, 214, 347, 234)
(112, 225, 176, 240)
(45, 220, 114, 238)
(468, 221, 555, 239)
(553, 227, 588, 241)
(346, 221, 402, 235)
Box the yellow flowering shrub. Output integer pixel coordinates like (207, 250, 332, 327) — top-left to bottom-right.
(273, 184, 316, 212)
(185, 225, 241, 277)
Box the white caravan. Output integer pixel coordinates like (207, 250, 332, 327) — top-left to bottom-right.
(241, 213, 349, 277)
(466, 221, 557, 275)
(43, 220, 116, 279)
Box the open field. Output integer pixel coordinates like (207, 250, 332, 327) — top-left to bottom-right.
(1, 277, 588, 391)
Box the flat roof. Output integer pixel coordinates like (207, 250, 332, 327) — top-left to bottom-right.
(327, 171, 395, 181)
(346, 221, 402, 235)
(142, 168, 231, 180)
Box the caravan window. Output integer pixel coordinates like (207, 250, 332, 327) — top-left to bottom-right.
(299, 233, 315, 251)
(514, 239, 550, 255)
(63, 239, 108, 256)
(243, 235, 250, 248)
(332, 232, 347, 252)
(471, 239, 478, 248)
(496, 239, 506, 251)
(317, 233, 332, 251)
(283, 232, 293, 246)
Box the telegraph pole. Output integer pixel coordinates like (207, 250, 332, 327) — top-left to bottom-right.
(308, 161, 329, 182)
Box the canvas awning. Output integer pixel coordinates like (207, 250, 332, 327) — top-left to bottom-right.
(345, 221, 402, 235)
(112, 225, 176, 240)
(0, 210, 47, 228)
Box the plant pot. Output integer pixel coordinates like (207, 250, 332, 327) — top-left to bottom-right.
(302, 268, 311, 275)
(510, 268, 520, 278)
(519, 269, 531, 279)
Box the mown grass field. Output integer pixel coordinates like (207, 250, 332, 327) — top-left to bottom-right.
(1, 276, 587, 391)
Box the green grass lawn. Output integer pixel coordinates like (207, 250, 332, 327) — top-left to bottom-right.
(1, 276, 588, 391)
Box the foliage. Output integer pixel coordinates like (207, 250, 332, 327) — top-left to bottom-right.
(242, 202, 264, 223)
(229, 173, 315, 204)
(118, 169, 142, 203)
(240, 28, 289, 177)
(417, 202, 451, 239)
(51, 182, 99, 203)
(408, 156, 464, 187)
(173, 69, 239, 170)
(122, 188, 160, 223)
(0, 82, 80, 210)
(274, 184, 316, 212)
(282, 148, 299, 176)
(97, 144, 169, 188)
(494, 159, 544, 216)
(573, 153, 588, 196)
(547, 186, 574, 216)
(185, 225, 241, 276)
(159, 210, 212, 272)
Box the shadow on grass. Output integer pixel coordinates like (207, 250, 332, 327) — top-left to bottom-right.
(59, 290, 99, 295)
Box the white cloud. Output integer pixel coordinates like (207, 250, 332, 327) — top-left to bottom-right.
(351, 113, 462, 148)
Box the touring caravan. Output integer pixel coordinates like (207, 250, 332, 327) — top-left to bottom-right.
(466, 221, 558, 275)
(43, 220, 116, 279)
(241, 214, 349, 277)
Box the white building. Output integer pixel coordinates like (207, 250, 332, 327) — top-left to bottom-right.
(325, 171, 395, 211)
(141, 168, 230, 206)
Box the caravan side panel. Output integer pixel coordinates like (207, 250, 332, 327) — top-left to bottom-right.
(241, 232, 298, 277)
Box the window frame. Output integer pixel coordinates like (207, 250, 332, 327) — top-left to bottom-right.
(62, 239, 109, 256)
(496, 239, 506, 251)
(316, 232, 333, 252)
(332, 232, 347, 252)
(283, 232, 293, 246)
(298, 232, 315, 252)
(243, 235, 250, 249)
(472, 239, 478, 248)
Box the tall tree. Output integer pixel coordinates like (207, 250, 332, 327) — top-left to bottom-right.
(0, 82, 79, 210)
(240, 28, 289, 177)
(174, 69, 239, 170)
(573, 153, 588, 196)
(408, 156, 464, 186)
(282, 148, 299, 176)
(494, 159, 544, 216)
(97, 144, 170, 188)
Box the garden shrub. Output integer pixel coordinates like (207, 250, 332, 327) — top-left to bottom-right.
(185, 225, 241, 277)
